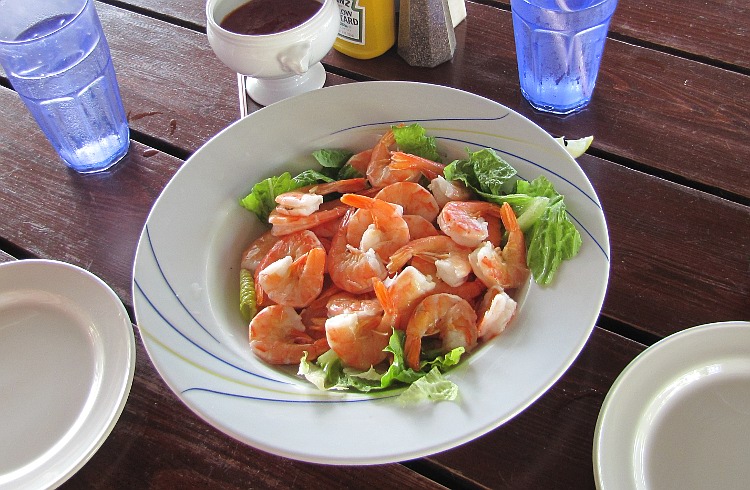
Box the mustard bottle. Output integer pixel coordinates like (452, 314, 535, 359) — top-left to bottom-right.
(333, 0, 395, 59)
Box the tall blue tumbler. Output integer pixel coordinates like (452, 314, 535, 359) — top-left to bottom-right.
(0, 0, 130, 173)
(511, 0, 618, 114)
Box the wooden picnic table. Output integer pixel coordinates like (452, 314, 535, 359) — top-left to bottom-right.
(0, 1, 747, 488)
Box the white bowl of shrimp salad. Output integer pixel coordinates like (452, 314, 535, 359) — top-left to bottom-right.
(133, 81, 609, 465)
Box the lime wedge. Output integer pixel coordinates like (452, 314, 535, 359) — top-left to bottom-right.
(554, 136, 594, 158)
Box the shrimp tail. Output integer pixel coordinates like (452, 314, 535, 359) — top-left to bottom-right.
(500, 201, 520, 232)
(373, 278, 399, 336)
(389, 151, 445, 180)
(373, 278, 396, 318)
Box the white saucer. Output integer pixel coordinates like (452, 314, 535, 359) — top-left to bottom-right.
(0, 260, 135, 489)
(594, 321, 750, 490)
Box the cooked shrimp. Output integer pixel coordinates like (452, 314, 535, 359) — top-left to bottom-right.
(328, 210, 388, 294)
(476, 286, 517, 341)
(387, 235, 473, 287)
(240, 229, 280, 272)
(389, 151, 445, 181)
(469, 202, 529, 289)
(431, 277, 487, 302)
(404, 293, 478, 370)
(255, 230, 326, 308)
(428, 175, 473, 208)
(346, 148, 373, 175)
(249, 305, 329, 365)
(300, 282, 342, 332)
(268, 198, 348, 236)
(437, 200, 505, 248)
(340, 193, 410, 262)
(366, 130, 421, 187)
(309, 216, 342, 240)
(324, 284, 393, 370)
(326, 291, 383, 318)
(274, 178, 369, 217)
(374, 182, 440, 222)
(403, 214, 440, 240)
(382, 265, 436, 329)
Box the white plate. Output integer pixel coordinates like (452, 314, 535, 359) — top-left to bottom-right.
(0, 260, 135, 489)
(133, 81, 610, 464)
(594, 321, 750, 490)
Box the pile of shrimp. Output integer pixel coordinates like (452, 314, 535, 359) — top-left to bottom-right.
(240, 129, 530, 374)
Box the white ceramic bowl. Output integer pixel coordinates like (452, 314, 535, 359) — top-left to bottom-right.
(133, 81, 610, 464)
(206, 0, 339, 105)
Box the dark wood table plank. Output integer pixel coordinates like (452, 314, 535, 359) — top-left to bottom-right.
(578, 154, 750, 337)
(424, 327, 646, 489)
(611, 0, 750, 71)
(98, 2, 249, 154)
(0, 86, 181, 304)
(486, 0, 750, 72)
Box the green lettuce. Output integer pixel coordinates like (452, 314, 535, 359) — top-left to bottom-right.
(444, 148, 517, 196)
(397, 367, 459, 403)
(525, 196, 582, 285)
(239, 172, 297, 222)
(298, 329, 462, 401)
(393, 123, 441, 162)
(239, 268, 257, 322)
(312, 149, 361, 180)
(312, 148, 352, 169)
(239, 169, 333, 222)
(515, 176, 582, 284)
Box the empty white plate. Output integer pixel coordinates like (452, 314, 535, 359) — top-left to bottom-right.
(0, 260, 135, 489)
(594, 321, 750, 490)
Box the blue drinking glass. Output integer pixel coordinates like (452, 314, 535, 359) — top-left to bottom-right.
(511, 0, 618, 114)
(0, 0, 130, 173)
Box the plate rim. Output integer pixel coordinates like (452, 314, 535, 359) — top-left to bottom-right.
(0, 259, 135, 489)
(593, 320, 750, 490)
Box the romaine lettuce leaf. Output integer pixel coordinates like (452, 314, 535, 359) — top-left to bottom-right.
(526, 196, 582, 285)
(239, 172, 299, 222)
(516, 175, 558, 200)
(312, 149, 357, 180)
(397, 367, 459, 403)
(298, 329, 464, 401)
(393, 123, 441, 162)
(239, 170, 332, 222)
(312, 149, 353, 168)
(380, 329, 425, 387)
(444, 148, 517, 195)
(292, 169, 334, 187)
(494, 194, 550, 233)
(299, 350, 386, 392)
(335, 163, 363, 180)
(239, 268, 257, 322)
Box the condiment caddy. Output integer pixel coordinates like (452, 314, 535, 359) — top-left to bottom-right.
(332, 0, 466, 66)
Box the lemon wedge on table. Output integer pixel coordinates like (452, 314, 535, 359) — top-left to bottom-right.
(554, 136, 594, 158)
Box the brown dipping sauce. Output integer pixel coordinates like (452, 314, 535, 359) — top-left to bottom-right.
(220, 0, 323, 36)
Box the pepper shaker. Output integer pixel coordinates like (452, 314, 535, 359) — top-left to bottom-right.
(398, 0, 456, 68)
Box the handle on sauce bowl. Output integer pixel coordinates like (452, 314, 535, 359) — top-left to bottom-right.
(278, 41, 312, 75)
